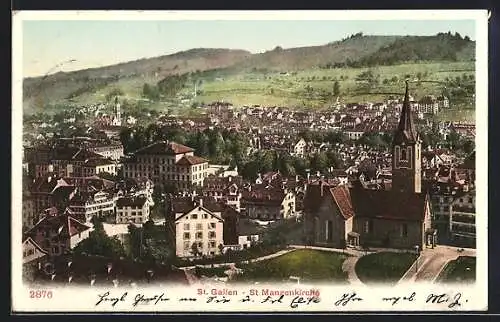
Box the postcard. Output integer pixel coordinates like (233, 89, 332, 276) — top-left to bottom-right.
(11, 10, 488, 313)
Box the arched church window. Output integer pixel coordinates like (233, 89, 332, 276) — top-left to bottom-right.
(400, 147, 407, 161)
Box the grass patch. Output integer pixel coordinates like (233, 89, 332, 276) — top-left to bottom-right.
(436, 256, 476, 284)
(355, 252, 416, 285)
(194, 265, 231, 278)
(234, 249, 348, 283)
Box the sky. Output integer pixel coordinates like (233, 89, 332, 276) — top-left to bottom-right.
(22, 19, 476, 78)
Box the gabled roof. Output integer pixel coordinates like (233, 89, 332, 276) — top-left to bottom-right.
(134, 141, 194, 156)
(27, 214, 91, 239)
(174, 203, 224, 222)
(23, 236, 49, 254)
(329, 185, 354, 220)
(350, 186, 428, 221)
(175, 155, 208, 166)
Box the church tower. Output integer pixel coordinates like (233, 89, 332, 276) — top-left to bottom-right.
(112, 96, 122, 126)
(392, 81, 422, 194)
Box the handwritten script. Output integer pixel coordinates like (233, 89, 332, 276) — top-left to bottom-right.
(93, 289, 469, 310)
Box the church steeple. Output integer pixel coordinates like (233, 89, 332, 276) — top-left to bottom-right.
(392, 80, 422, 194)
(394, 80, 418, 145)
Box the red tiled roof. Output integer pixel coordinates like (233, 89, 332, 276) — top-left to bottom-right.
(175, 155, 208, 166)
(134, 141, 194, 155)
(329, 186, 354, 220)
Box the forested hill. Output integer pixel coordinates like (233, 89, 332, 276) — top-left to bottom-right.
(354, 32, 475, 67)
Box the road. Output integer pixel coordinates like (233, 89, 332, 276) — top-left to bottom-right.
(399, 245, 476, 284)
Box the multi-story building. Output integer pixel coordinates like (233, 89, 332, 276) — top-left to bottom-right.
(122, 141, 209, 191)
(67, 190, 115, 223)
(242, 185, 296, 221)
(172, 198, 225, 258)
(203, 175, 243, 212)
(25, 213, 91, 257)
(115, 195, 151, 224)
(27, 175, 77, 225)
(81, 158, 117, 177)
(449, 191, 476, 247)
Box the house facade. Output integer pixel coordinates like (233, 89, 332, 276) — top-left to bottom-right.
(449, 191, 476, 247)
(26, 214, 91, 257)
(115, 195, 151, 224)
(173, 199, 225, 258)
(123, 141, 209, 191)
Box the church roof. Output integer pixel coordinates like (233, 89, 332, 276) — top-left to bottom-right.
(393, 81, 418, 145)
(349, 186, 428, 222)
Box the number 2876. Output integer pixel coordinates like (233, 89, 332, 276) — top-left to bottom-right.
(29, 290, 53, 299)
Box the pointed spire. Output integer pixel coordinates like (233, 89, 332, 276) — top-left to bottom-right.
(394, 80, 417, 144)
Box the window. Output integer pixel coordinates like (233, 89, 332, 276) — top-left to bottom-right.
(364, 220, 373, 233)
(326, 220, 333, 241)
(184, 241, 190, 250)
(202, 214, 208, 219)
(400, 147, 407, 161)
(247, 236, 251, 241)
(52, 246, 59, 254)
(401, 223, 408, 237)
(196, 232, 203, 240)
(183, 232, 190, 240)
(209, 241, 216, 248)
(191, 214, 198, 219)
(209, 222, 216, 229)
(184, 224, 190, 230)
(197, 242, 203, 248)
(468, 197, 473, 204)
(208, 231, 216, 239)
(196, 223, 203, 230)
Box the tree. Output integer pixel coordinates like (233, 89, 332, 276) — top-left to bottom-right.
(73, 227, 125, 258)
(333, 80, 341, 96)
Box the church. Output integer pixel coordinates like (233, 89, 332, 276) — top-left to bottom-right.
(304, 81, 437, 250)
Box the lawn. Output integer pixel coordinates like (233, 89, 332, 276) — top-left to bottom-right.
(436, 256, 476, 284)
(355, 252, 416, 285)
(233, 249, 349, 284)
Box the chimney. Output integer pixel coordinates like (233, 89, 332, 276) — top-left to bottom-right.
(295, 175, 299, 182)
(199, 198, 203, 208)
(47, 176, 52, 183)
(48, 164, 54, 173)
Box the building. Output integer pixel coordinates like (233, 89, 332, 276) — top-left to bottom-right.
(291, 138, 307, 158)
(304, 81, 435, 250)
(115, 195, 152, 224)
(27, 175, 77, 225)
(22, 237, 49, 283)
(171, 198, 225, 258)
(242, 185, 296, 221)
(123, 141, 209, 191)
(80, 158, 118, 177)
(26, 213, 91, 257)
(449, 191, 476, 247)
(67, 190, 115, 223)
(203, 175, 243, 212)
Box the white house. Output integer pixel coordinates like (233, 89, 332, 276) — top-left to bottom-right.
(173, 199, 224, 258)
(115, 195, 151, 224)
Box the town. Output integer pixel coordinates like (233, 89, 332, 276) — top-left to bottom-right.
(21, 79, 476, 287)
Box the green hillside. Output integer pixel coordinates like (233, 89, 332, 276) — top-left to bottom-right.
(22, 33, 476, 117)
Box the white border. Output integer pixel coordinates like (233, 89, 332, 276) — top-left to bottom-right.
(11, 10, 489, 313)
